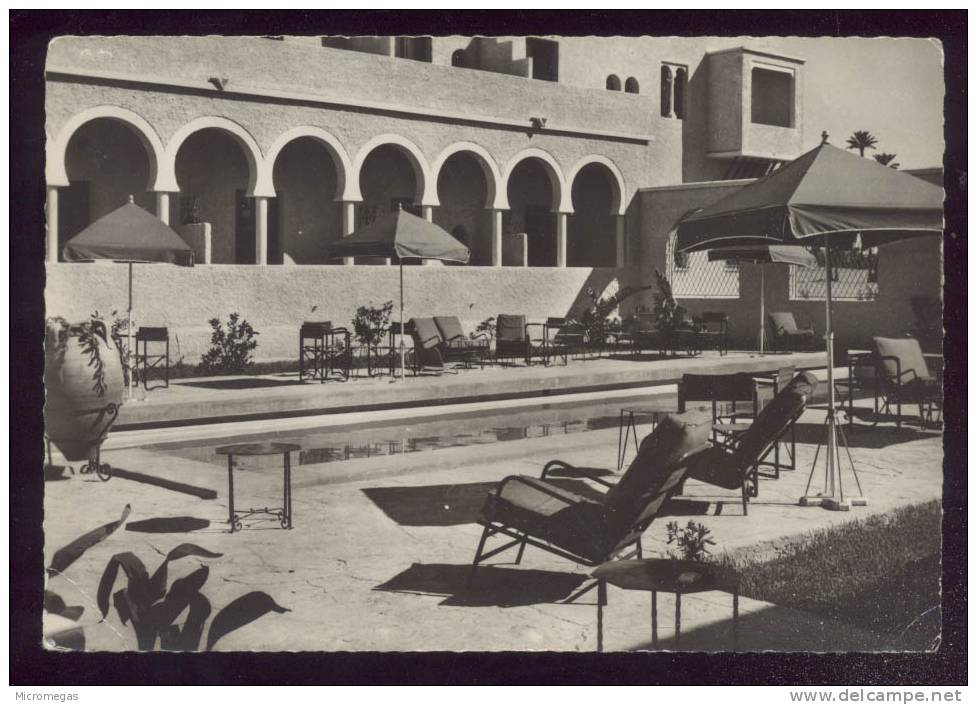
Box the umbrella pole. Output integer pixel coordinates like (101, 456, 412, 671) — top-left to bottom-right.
(800, 238, 866, 510)
(127, 262, 134, 400)
(399, 259, 406, 380)
(758, 267, 765, 354)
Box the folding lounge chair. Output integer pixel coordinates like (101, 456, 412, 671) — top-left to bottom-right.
(871, 336, 943, 429)
(526, 317, 584, 366)
(434, 316, 489, 366)
(768, 312, 817, 351)
(407, 317, 448, 374)
(494, 314, 530, 365)
(683, 371, 818, 514)
(472, 411, 708, 569)
(683, 366, 798, 477)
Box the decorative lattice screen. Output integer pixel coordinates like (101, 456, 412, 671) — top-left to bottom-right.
(790, 248, 879, 301)
(665, 233, 740, 299)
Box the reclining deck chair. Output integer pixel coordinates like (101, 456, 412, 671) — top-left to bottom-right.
(434, 316, 490, 361)
(871, 337, 943, 428)
(471, 409, 712, 581)
(407, 317, 449, 374)
(683, 371, 818, 514)
(494, 314, 530, 365)
(768, 312, 817, 351)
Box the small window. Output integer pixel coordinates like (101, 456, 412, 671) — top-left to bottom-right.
(674, 68, 686, 119)
(624, 77, 639, 94)
(606, 74, 621, 91)
(660, 65, 673, 117)
(751, 67, 793, 127)
(526, 37, 559, 82)
(451, 49, 466, 68)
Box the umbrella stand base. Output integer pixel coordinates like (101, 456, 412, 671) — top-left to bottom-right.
(798, 410, 868, 512)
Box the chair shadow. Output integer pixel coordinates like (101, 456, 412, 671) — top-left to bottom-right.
(179, 378, 305, 390)
(362, 478, 607, 527)
(125, 516, 211, 533)
(791, 421, 938, 448)
(375, 562, 589, 607)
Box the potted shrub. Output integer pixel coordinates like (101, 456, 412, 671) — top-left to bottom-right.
(44, 316, 125, 464)
(351, 301, 393, 375)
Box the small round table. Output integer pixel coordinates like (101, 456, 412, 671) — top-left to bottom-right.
(215, 442, 301, 533)
(592, 558, 741, 651)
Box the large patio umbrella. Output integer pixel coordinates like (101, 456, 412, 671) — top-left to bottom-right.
(707, 245, 818, 354)
(62, 196, 194, 398)
(327, 206, 470, 379)
(676, 140, 943, 510)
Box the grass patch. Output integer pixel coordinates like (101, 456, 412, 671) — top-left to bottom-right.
(722, 501, 941, 648)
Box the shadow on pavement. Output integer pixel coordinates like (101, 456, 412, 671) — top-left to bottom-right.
(125, 516, 212, 533)
(375, 562, 589, 607)
(791, 421, 938, 449)
(179, 378, 304, 390)
(362, 478, 606, 527)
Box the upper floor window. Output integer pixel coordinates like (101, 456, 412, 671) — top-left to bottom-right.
(751, 66, 794, 127)
(625, 76, 640, 94)
(451, 49, 467, 68)
(526, 37, 559, 82)
(661, 63, 687, 119)
(606, 74, 621, 91)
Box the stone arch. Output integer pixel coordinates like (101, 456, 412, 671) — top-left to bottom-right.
(351, 134, 433, 205)
(165, 116, 268, 197)
(502, 148, 570, 213)
(264, 126, 354, 201)
(431, 142, 506, 210)
(566, 155, 627, 216)
(49, 105, 169, 190)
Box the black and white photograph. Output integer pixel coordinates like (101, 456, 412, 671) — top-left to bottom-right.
(11, 9, 965, 688)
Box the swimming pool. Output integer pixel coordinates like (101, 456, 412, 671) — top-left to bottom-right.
(146, 394, 681, 469)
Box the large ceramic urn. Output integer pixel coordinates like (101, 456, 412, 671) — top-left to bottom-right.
(44, 319, 124, 462)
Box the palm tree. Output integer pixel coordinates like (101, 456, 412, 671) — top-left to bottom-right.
(846, 130, 879, 157)
(874, 153, 900, 169)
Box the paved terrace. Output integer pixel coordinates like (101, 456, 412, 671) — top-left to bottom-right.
(115, 350, 827, 429)
(44, 390, 942, 653)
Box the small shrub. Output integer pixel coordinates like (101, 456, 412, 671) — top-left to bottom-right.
(580, 283, 650, 344)
(352, 301, 394, 349)
(198, 313, 258, 375)
(473, 316, 496, 341)
(665, 520, 716, 562)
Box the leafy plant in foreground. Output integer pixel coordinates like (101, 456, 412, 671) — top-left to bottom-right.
(352, 300, 394, 349)
(97, 543, 289, 651)
(665, 520, 716, 562)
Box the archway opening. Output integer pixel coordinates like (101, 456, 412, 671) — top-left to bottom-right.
(272, 137, 343, 265)
(62, 118, 155, 257)
(435, 152, 489, 265)
(625, 76, 640, 94)
(569, 163, 617, 267)
(606, 74, 621, 91)
(174, 128, 256, 264)
(506, 158, 557, 267)
(359, 144, 421, 264)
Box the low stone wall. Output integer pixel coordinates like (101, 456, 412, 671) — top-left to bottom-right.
(45, 263, 623, 364)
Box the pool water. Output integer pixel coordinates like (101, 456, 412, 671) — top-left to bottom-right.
(147, 395, 682, 469)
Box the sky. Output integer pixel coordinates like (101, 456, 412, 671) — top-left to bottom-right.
(742, 37, 945, 169)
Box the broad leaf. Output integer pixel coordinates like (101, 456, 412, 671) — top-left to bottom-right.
(146, 565, 209, 633)
(148, 544, 222, 600)
(171, 592, 212, 652)
(96, 552, 149, 619)
(205, 592, 289, 652)
(48, 504, 131, 577)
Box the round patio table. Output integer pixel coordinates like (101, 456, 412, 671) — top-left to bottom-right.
(592, 558, 741, 651)
(216, 442, 301, 533)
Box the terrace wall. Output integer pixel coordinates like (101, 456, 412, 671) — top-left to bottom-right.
(45, 263, 621, 363)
